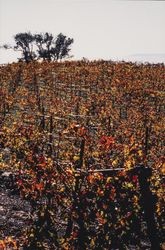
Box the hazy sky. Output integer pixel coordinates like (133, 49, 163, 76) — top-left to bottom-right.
(0, 0, 165, 63)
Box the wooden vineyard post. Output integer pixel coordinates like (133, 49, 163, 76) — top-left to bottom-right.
(47, 115, 53, 156)
(75, 101, 79, 116)
(144, 125, 149, 158)
(73, 138, 86, 249)
(120, 106, 127, 119)
(144, 122, 153, 166)
(36, 89, 41, 112)
(3, 103, 6, 117)
(49, 115, 53, 143)
(3, 102, 9, 117)
(143, 119, 151, 162)
(65, 138, 87, 249)
(79, 138, 85, 170)
(107, 116, 113, 135)
(136, 166, 160, 250)
(41, 106, 45, 130)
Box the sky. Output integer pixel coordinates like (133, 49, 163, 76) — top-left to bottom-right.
(0, 0, 165, 64)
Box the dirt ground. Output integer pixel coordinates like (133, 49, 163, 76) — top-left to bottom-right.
(0, 171, 31, 240)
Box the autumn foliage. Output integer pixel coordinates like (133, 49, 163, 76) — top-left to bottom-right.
(0, 60, 164, 249)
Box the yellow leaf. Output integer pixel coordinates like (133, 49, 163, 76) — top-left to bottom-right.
(90, 239, 95, 247)
(92, 151, 99, 157)
(125, 160, 132, 169)
(112, 159, 118, 167)
(73, 155, 80, 161)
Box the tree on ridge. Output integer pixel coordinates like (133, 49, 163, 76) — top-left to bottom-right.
(1, 32, 74, 63)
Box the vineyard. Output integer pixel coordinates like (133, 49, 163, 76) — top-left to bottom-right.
(0, 60, 164, 249)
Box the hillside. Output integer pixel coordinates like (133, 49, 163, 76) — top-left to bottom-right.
(0, 60, 164, 249)
(0, 60, 164, 169)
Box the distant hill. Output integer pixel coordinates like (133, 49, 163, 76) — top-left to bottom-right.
(124, 54, 165, 64)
